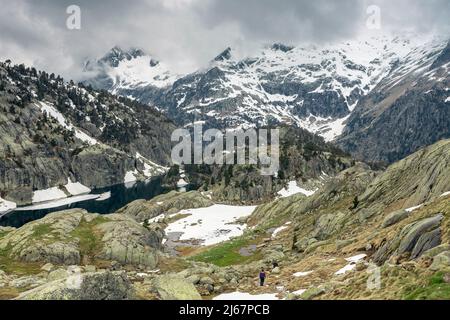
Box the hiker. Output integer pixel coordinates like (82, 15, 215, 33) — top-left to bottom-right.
(259, 268, 266, 286)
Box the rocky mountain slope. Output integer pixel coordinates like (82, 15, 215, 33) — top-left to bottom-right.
(85, 34, 449, 163)
(1, 139, 448, 300)
(338, 40, 450, 163)
(0, 62, 175, 207)
(173, 126, 353, 204)
(240, 139, 450, 299)
(84, 47, 178, 104)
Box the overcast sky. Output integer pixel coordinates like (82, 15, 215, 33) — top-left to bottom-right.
(0, 0, 449, 80)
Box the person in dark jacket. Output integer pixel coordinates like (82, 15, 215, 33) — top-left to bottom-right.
(259, 268, 266, 286)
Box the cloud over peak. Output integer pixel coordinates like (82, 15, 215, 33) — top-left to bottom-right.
(0, 0, 448, 80)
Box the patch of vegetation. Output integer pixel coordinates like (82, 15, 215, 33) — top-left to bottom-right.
(0, 244, 42, 276)
(31, 223, 52, 238)
(70, 216, 108, 261)
(0, 231, 10, 239)
(0, 287, 20, 300)
(190, 235, 262, 267)
(158, 256, 191, 273)
(403, 272, 450, 300)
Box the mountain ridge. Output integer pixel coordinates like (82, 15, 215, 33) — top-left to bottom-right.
(83, 33, 450, 164)
(0, 61, 175, 207)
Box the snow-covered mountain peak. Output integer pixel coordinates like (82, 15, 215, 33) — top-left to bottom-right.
(84, 46, 179, 91)
(98, 46, 147, 67)
(270, 43, 295, 53)
(83, 34, 449, 143)
(214, 47, 233, 62)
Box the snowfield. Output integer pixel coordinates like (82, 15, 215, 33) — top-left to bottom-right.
(107, 54, 179, 91)
(0, 197, 16, 215)
(165, 204, 256, 246)
(64, 179, 91, 196)
(124, 170, 138, 188)
(136, 152, 168, 178)
(335, 254, 367, 275)
(95, 191, 112, 202)
(277, 181, 317, 198)
(441, 191, 450, 197)
(176, 178, 188, 188)
(31, 179, 92, 204)
(271, 222, 291, 239)
(32, 187, 67, 203)
(38, 101, 98, 145)
(293, 271, 313, 277)
(292, 289, 306, 295)
(17, 194, 100, 211)
(405, 204, 424, 212)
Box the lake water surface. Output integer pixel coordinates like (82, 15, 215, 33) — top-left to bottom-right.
(0, 178, 171, 228)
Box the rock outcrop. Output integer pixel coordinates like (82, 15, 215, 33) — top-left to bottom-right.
(17, 271, 134, 300)
(359, 139, 450, 210)
(151, 275, 202, 300)
(338, 41, 450, 164)
(382, 210, 410, 228)
(0, 62, 175, 205)
(96, 214, 162, 267)
(374, 214, 443, 264)
(0, 209, 161, 268)
(117, 191, 213, 222)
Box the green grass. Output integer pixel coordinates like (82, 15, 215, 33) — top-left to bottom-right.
(189, 236, 262, 267)
(403, 272, 450, 300)
(0, 224, 54, 276)
(70, 216, 108, 259)
(0, 243, 42, 275)
(0, 231, 10, 239)
(31, 223, 53, 238)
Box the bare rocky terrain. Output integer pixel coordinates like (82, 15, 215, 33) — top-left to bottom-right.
(0, 139, 448, 300)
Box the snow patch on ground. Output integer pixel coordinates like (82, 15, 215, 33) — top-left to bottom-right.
(108, 54, 178, 90)
(32, 187, 67, 204)
(405, 204, 423, 212)
(345, 254, 367, 263)
(441, 191, 450, 197)
(293, 271, 313, 277)
(135, 152, 168, 177)
(277, 181, 317, 198)
(124, 170, 139, 188)
(38, 101, 98, 145)
(148, 214, 165, 224)
(292, 289, 306, 295)
(17, 194, 100, 211)
(64, 178, 91, 196)
(320, 115, 351, 142)
(335, 254, 367, 275)
(177, 178, 188, 188)
(0, 197, 16, 215)
(95, 191, 111, 201)
(271, 222, 291, 239)
(165, 204, 256, 246)
(213, 292, 280, 300)
(124, 170, 138, 183)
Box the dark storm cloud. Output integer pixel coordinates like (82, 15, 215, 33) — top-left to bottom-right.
(0, 0, 448, 80)
(200, 0, 366, 43)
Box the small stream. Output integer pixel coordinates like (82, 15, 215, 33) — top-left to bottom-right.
(0, 177, 171, 228)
